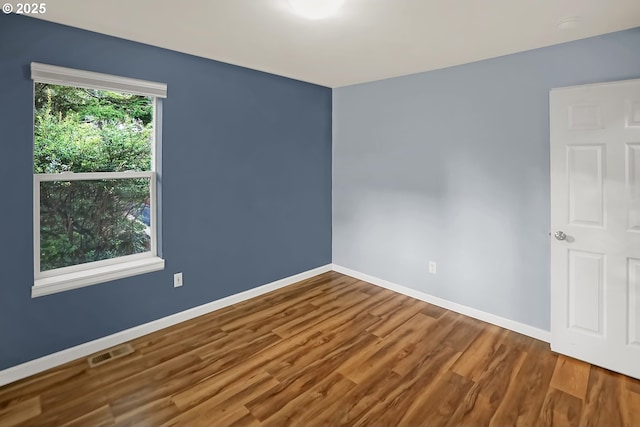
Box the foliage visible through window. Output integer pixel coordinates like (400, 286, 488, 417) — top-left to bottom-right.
(35, 84, 154, 272)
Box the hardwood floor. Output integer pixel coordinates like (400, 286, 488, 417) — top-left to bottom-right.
(1, 271, 639, 426)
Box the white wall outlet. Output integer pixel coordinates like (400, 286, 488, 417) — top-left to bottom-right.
(428, 261, 437, 274)
(173, 272, 183, 287)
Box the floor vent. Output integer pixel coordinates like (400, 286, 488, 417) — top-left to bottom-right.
(88, 344, 134, 367)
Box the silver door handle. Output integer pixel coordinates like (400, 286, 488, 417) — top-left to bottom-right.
(554, 231, 567, 241)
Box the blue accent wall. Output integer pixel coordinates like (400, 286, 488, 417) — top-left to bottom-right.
(0, 14, 332, 370)
(333, 27, 640, 331)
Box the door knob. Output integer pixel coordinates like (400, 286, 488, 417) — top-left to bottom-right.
(554, 231, 567, 241)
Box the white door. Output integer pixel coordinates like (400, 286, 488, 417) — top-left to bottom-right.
(550, 79, 640, 380)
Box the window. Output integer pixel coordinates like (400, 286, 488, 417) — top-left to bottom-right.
(31, 63, 167, 297)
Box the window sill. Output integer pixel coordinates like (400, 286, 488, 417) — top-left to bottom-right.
(32, 257, 165, 298)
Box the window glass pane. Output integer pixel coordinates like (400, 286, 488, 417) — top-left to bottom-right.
(34, 83, 153, 173)
(40, 178, 151, 271)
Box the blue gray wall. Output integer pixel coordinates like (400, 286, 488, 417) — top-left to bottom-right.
(333, 27, 640, 331)
(0, 14, 332, 370)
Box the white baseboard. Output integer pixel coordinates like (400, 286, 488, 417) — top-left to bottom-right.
(0, 264, 332, 388)
(0, 262, 550, 388)
(331, 264, 551, 343)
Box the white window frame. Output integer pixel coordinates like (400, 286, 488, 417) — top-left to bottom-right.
(31, 63, 167, 298)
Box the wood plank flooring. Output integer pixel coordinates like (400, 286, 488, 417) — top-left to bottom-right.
(1, 271, 639, 426)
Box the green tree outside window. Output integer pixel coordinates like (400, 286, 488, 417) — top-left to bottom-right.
(35, 84, 154, 271)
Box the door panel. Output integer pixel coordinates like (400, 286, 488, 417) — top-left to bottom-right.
(551, 79, 640, 380)
(629, 258, 640, 346)
(568, 145, 605, 227)
(626, 100, 640, 127)
(569, 104, 603, 130)
(568, 250, 604, 335)
(627, 143, 640, 231)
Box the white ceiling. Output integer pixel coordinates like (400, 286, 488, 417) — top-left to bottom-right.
(34, 0, 640, 88)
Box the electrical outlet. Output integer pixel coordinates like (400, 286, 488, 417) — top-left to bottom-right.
(174, 272, 183, 287)
(428, 261, 437, 274)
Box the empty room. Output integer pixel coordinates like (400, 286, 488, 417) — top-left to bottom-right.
(1, 0, 640, 425)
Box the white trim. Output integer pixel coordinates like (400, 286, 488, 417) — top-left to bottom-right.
(150, 97, 160, 257)
(3, 262, 550, 387)
(1, 264, 332, 387)
(550, 77, 640, 92)
(36, 171, 153, 181)
(38, 252, 155, 280)
(32, 257, 166, 297)
(331, 264, 551, 342)
(31, 62, 167, 98)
